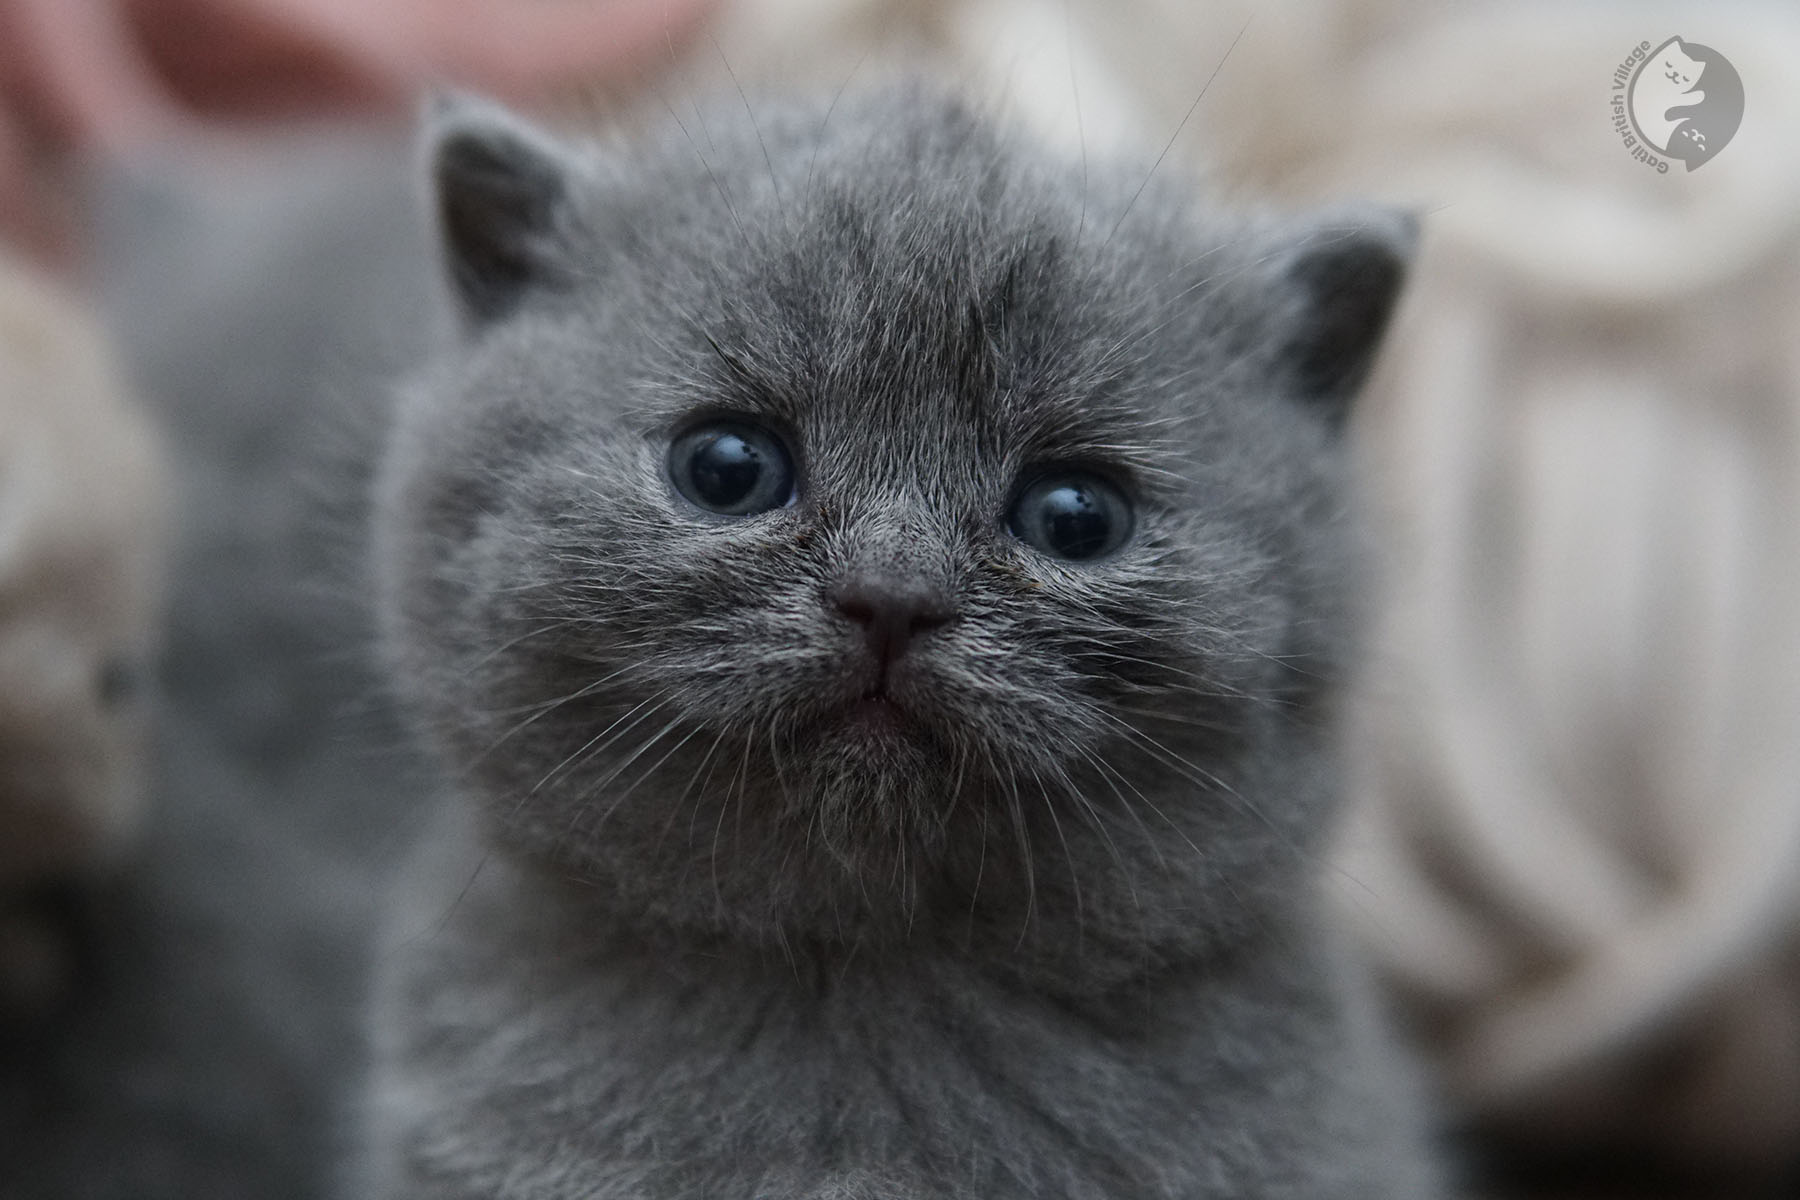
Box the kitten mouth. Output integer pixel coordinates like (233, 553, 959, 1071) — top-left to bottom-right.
(847, 689, 909, 734)
(856, 686, 903, 711)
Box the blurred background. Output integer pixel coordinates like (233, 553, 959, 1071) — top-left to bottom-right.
(2, 0, 1798, 1196)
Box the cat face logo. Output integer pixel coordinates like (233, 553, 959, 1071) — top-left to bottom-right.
(1621, 36, 1744, 172)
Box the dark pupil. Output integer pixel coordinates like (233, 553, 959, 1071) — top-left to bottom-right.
(1039, 485, 1110, 559)
(691, 433, 763, 507)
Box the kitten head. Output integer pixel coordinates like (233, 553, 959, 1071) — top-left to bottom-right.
(374, 86, 1411, 980)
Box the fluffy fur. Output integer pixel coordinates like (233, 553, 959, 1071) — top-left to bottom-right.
(364, 84, 1431, 1198)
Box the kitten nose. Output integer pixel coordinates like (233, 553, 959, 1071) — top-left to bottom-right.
(831, 569, 954, 665)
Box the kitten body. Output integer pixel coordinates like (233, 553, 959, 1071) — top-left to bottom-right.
(368, 811, 1424, 1199)
(367, 85, 1432, 1198)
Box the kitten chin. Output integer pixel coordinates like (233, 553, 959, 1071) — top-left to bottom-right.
(365, 81, 1436, 1198)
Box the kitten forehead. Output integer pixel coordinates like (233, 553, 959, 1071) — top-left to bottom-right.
(423, 80, 1409, 533)
(661, 243, 1185, 472)
(583, 93, 1237, 489)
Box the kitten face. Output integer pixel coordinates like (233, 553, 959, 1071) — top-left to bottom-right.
(375, 88, 1410, 971)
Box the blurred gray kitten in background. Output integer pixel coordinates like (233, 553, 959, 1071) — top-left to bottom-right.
(364, 82, 1435, 1199)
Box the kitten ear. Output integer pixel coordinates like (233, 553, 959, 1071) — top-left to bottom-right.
(1266, 207, 1416, 426)
(425, 94, 584, 325)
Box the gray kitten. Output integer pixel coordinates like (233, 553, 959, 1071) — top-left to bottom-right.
(365, 83, 1434, 1199)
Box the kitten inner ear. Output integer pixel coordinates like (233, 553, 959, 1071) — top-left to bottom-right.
(1273, 208, 1416, 426)
(428, 96, 581, 325)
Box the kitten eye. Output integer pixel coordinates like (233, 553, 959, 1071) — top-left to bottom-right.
(1007, 471, 1133, 562)
(669, 421, 797, 516)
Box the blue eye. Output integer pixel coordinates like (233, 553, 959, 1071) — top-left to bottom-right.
(669, 421, 796, 516)
(1008, 471, 1133, 561)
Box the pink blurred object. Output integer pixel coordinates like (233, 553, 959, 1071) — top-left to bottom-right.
(0, 0, 719, 266)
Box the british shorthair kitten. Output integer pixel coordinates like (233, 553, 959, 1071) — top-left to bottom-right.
(364, 84, 1435, 1199)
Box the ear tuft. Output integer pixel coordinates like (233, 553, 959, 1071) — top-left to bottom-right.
(1276, 207, 1416, 425)
(426, 95, 580, 325)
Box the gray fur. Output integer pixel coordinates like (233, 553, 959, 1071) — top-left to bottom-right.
(367, 84, 1433, 1198)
